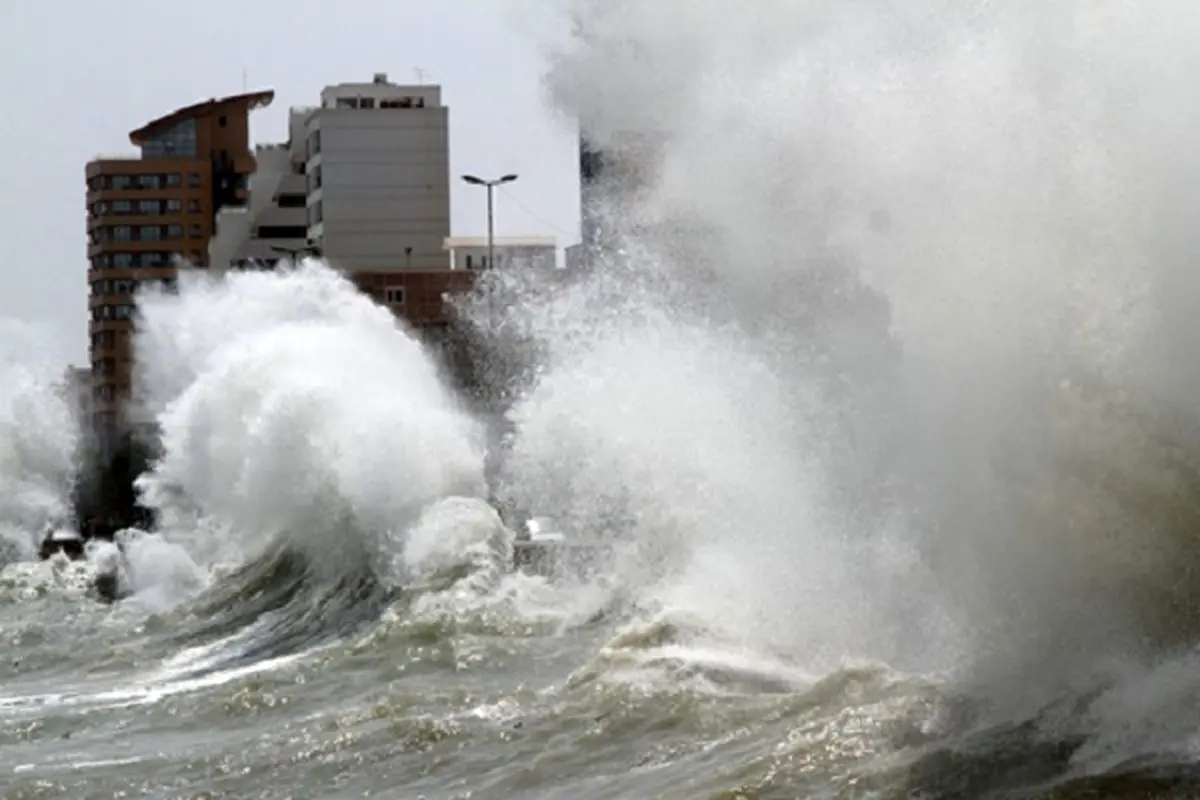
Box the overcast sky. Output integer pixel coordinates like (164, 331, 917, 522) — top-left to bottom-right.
(0, 0, 580, 365)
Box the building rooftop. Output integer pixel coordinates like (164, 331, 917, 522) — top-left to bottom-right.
(128, 89, 274, 145)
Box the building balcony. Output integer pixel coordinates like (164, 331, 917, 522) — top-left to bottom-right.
(86, 155, 206, 175)
(88, 319, 136, 335)
(88, 292, 138, 309)
(87, 239, 188, 257)
(86, 212, 188, 232)
(88, 338, 122, 357)
(87, 266, 179, 281)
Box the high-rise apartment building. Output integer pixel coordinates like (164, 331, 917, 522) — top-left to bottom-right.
(300, 74, 473, 331)
(85, 90, 273, 449)
(304, 74, 450, 272)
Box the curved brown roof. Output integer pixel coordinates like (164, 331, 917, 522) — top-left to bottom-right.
(128, 89, 275, 145)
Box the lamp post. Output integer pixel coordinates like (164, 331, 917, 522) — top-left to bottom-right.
(461, 174, 518, 271)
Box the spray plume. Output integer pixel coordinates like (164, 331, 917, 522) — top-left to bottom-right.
(490, 1, 1200, 692)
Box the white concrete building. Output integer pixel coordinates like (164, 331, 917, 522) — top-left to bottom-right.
(443, 235, 557, 271)
(209, 109, 309, 270)
(304, 74, 450, 272)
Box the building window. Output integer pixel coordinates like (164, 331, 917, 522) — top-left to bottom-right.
(188, 173, 202, 188)
(257, 225, 307, 239)
(167, 199, 182, 212)
(112, 200, 132, 215)
(141, 119, 198, 158)
(359, 97, 375, 109)
(167, 224, 183, 239)
(140, 226, 161, 241)
(187, 199, 200, 212)
(384, 286, 405, 306)
(111, 226, 132, 242)
(278, 193, 305, 208)
(138, 200, 159, 214)
(188, 225, 202, 238)
(166, 173, 181, 187)
(137, 174, 161, 190)
(219, 115, 227, 127)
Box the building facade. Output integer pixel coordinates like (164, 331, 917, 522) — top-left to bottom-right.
(85, 90, 273, 449)
(210, 76, 473, 333)
(304, 74, 450, 272)
(209, 109, 310, 270)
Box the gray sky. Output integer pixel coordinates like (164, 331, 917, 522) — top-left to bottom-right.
(0, 0, 580, 366)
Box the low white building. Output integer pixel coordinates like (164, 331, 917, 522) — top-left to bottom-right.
(443, 235, 556, 271)
(209, 109, 310, 271)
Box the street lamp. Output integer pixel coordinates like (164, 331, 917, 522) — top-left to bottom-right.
(461, 174, 518, 271)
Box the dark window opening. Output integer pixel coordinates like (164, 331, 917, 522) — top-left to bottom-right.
(256, 225, 308, 239)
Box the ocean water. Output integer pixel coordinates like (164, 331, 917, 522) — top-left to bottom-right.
(9, 3, 1200, 797)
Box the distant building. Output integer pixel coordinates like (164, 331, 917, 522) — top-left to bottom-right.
(212, 74, 472, 335)
(85, 90, 273, 451)
(209, 109, 310, 270)
(579, 135, 607, 256)
(304, 73, 451, 273)
(576, 128, 662, 268)
(443, 236, 557, 272)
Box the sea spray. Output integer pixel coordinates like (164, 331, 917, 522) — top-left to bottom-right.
(0, 320, 80, 561)
(131, 262, 488, 583)
(488, 1, 1200, 698)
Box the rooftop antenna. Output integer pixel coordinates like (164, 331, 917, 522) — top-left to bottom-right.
(414, 67, 427, 85)
(242, 67, 248, 92)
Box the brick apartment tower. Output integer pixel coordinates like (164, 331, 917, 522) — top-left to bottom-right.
(84, 90, 273, 453)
